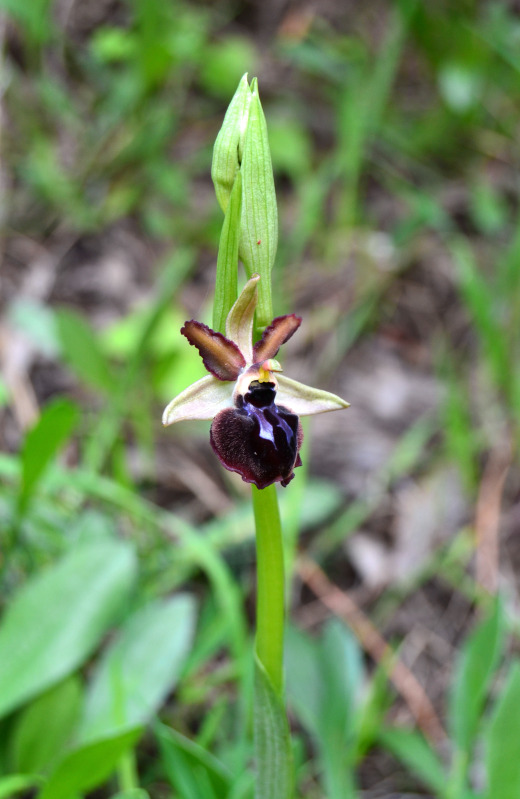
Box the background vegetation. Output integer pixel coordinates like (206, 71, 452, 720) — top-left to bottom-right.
(1, 0, 520, 797)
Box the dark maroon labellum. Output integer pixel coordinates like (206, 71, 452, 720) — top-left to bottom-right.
(210, 381, 303, 489)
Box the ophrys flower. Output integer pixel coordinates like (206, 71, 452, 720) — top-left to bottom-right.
(162, 275, 349, 489)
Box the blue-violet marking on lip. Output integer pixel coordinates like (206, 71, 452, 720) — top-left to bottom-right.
(162, 275, 350, 489)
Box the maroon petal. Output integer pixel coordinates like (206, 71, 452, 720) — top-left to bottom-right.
(253, 314, 302, 362)
(209, 382, 303, 489)
(181, 320, 246, 381)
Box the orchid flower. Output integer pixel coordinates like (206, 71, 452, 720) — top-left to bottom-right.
(163, 275, 349, 489)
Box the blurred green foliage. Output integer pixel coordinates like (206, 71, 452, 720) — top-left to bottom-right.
(2, 0, 520, 796)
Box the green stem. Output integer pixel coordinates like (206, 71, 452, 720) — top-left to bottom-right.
(117, 750, 138, 792)
(252, 483, 285, 697)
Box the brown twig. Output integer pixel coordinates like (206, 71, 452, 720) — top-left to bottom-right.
(475, 443, 511, 595)
(297, 555, 446, 746)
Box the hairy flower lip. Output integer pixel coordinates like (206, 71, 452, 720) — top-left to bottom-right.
(162, 276, 349, 488)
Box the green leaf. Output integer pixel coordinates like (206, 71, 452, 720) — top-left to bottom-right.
(254, 657, 292, 799)
(0, 540, 137, 719)
(37, 727, 142, 799)
(379, 727, 446, 794)
(0, 774, 44, 798)
(285, 625, 324, 738)
(320, 620, 363, 732)
(213, 169, 242, 335)
(286, 622, 361, 799)
(79, 595, 197, 742)
(451, 239, 510, 397)
(239, 80, 278, 329)
(485, 662, 520, 799)
(156, 723, 231, 799)
(10, 676, 82, 774)
(449, 599, 504, 754)
(18, 398, 78, 514)
(111, 791, 150, 799)
(55, 308, 116, 394)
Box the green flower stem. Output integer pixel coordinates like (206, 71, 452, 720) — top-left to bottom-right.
(117, 750, 138, 792)
(252, 483, 285, 697)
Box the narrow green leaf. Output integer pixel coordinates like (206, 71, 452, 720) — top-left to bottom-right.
(0, 774, 44, 798)
(111, 791, 150, 799)
(379, 728, 446, 794)
(285, 625, 323, 738)
(79, 595, 197, 742)
(286, 622, 361, 799)
(156, 722, 232, 799)
(18, 398, 78, 513)
(449, 599, 504, 754)
(55, 308, 116, 394)
(239, 80, 278, 328)
(485, 662, 520, 799)
(0, 540, 137, 719)
(254, 657, 292, 799)
(10, 676, 82, 774)
(451, 239, 510, 396)
(37, 727, 142, 799)
(320, 620, 363, 733)
(211, 72, 251, 213)
(213, 169, 242, 334)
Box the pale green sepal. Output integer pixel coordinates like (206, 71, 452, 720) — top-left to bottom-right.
(225, 274, 259, 363)
(276, 374, 350, 416)
(162, 376, 232, 426)
(213, 170, 242, 335)
(239, 79, 278, 329)
(211, 73, 252, 214)
(253, 655, 293, 799)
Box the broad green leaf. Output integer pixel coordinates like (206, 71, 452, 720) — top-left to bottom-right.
(485, 662, 520, 799)
(319, 622, 362, 799)
(254, 657, 292, 799)
(111, 791, 150, 799)
(449, 599, 504, 754)
(285, 625, 324, 737)
(0, 775, 44, 798)
(0, 540, 137, 719)
(239, 80, 278, 329)
(156, 723, 231, 799)
(55, 308, 116, 394)
(37, 727, 141, 799)
(320, 620, 363, 733)
(10, 676, 82, 774)
(379, 728, 445, 794)
(79, 595, 197, 742)
(18, 398, 78, 513)
(286, 620, 363, 741)
(287, 621, 365, 799)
